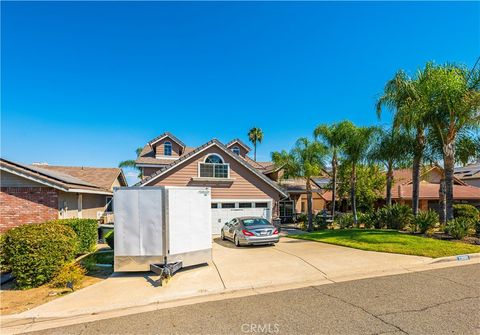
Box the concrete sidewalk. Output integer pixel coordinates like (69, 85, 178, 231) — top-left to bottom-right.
(2, 237, 479, 334)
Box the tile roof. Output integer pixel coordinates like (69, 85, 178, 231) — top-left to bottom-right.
(0, 158, 118, 194)
(391, 181, 480, 200)
(136, 139, 288, 198)
(135, 145, 195, 165)
(147, 132, 186, 148)
(225, 138, 251, 152)
(36, 165, 126, 190)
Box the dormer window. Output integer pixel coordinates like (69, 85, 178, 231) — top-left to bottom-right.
(199, 154, 229, 178)
(164, 141, 172, 156)
(232, 146, 240, 155)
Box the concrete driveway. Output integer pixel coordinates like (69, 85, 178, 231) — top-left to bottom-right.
(4, 236, 476, 324)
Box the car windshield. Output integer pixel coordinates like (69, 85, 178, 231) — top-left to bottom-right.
(242, 218, 270, 227)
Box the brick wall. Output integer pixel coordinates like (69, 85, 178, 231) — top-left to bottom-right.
(0, 187, 58, 233)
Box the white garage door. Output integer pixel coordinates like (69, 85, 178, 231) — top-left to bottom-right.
(211, 200, 272, 234)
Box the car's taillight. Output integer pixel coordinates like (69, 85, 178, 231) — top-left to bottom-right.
(273, 228, 279, 235)
(242, 229, 255, 236)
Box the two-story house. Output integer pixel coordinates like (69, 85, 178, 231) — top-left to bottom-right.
(135, 133, 293, 233)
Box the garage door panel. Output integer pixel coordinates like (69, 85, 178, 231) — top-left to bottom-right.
(211, 203, 271, 234)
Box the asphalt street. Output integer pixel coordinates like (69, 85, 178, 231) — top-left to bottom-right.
(32, 264, 480, 335)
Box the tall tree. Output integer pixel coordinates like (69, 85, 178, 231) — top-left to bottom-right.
(342, 126, 378, 226)
(272, 138, 327, 232)
(421, 63, 480, 222)
(377, 69, 429, 216)
(248, 127, 264, 161)
(370, 127, 414, 205)
(119, 147, 143, 179)
(314, 120, 353, 220)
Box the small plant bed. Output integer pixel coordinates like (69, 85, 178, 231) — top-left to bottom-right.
(289, 229, 480, 258)
(0, 250, 113, 316)
(0, 264, 112, 315)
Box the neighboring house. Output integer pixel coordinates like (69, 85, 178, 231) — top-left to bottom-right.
(454, 163, 480, 188)
(277, 177, 331, 221)
(390, 166, 480, 210)
(0, 158, 127, 232)
(135, 133, 288, 233)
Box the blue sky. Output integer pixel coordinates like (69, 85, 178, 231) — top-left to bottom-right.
(2, 1, 479, 184)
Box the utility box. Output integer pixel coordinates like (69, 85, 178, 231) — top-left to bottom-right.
(113, 186, 212, 272)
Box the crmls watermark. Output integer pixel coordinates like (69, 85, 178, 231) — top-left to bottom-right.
(241, 323, 280, 333)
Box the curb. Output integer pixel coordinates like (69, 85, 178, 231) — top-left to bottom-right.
(429, 253, 480, 264)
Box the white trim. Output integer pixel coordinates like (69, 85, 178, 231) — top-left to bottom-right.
(203, 153, 225, 163)
(149, 134, 185, 148)
(136, 164, 168, 168)
(68, 189, 112, 195)
(226, 140, 251, 152)
(197, 161, 230, 179)
(154, 156, 178, 160)
(141, 142, 217, 186)
(140, 141, 288, 198)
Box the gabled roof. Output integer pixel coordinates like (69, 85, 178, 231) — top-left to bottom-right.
(392, 165, 467, 186)
(225, 138, 251, 152)
(0, 158, 116, 194)
(391, 182, 480, 200)
(136, 139, 288, 198)
(135, 144, 195, 165)
(148, 132, 186, 148)
(37, 165, 127, 190)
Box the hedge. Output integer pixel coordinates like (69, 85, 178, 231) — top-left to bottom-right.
(2, 223, 79, 289)
(47, 219, 98, 254)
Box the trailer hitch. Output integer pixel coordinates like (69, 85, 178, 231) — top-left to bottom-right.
(150, 261, 183, 286)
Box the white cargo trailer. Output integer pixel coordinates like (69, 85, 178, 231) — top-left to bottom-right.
(113, 186, 212, 272)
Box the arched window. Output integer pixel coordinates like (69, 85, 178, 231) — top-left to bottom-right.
(205, 154, 223, 164)
(164, 141, 172, 156)
(200, 154, 229, 178)
(232, 146, 240, 155)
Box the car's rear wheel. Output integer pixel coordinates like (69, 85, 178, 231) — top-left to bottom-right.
(234, 234, 241, 247)
(221, 230, 226, 241)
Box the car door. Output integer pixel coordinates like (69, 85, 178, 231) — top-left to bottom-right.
(227, 219, 237, 239)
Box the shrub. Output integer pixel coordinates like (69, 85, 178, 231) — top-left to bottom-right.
(105, 230, 114, 249)
(48, 219, 98, 254)
(296, 213, 308, 224)
(314, 213, 329, 230)
(411, 210, 439, 233)
(378, 204, 413, 230)
(453, 204, 480, 235)
(0, 234, 11, 273)
(50, 262, 86, 289)
(337, 213, 354, 229)
(358, 212, 375, 229)
(444, 218, 474, 240)
(2, 223, 79, 289)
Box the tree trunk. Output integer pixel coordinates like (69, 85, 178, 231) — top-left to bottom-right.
(306, 180, 313, 232)
(254, 142, 257, 161)
(439, 179, 447, 225)
(443, 141, 455, 221)
(331, 153, 337, 221)
(386, 160, 393, 206)
(412, 129, 425, 216)
(351, 163, 358, 227)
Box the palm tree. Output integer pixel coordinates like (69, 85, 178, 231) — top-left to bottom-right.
(314, 121, 353, 220)
(370, 127, 414, 206)
(421, 63, 480, 221)
(376, 69, 429, 216)
(248, 127, 264, 161)
(456, 134, 479, 166)
(119, 147, 143, 179)
(342, 125, 378, 226)
(272, 138, 327, 232)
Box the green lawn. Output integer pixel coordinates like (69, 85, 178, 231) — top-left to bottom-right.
(289, 229, 480, 258)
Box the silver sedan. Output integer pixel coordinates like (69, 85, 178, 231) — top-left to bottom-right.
(220, 217, 279, 246)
